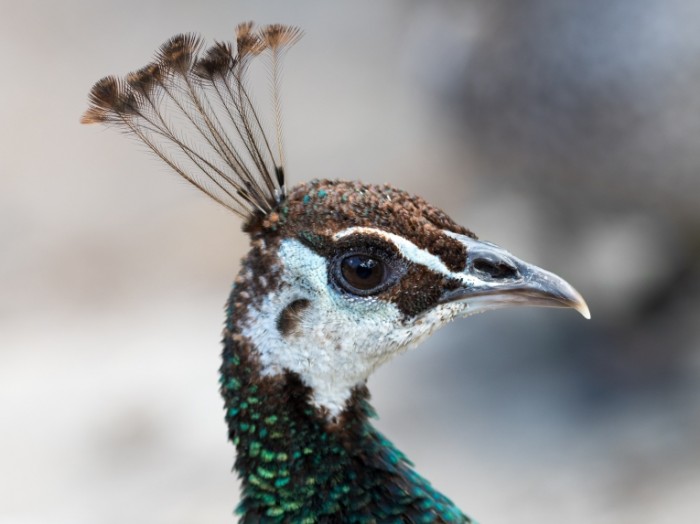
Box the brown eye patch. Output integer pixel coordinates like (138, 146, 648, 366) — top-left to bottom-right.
(423, 231, 468, 273)
(295, 228, 464, 316)
(384, 265, 461, 317)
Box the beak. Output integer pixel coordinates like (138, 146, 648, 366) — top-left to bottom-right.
(441, 233, 590, 319)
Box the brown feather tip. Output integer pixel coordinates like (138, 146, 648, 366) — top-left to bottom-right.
(126, 63, 162, 93)
(193, 41, 235, 79)
(81, 75, 135, 124)
(80, 107, 107, 124)
(261, 24, 304, 50)
(235, 21, 266, 59)
(157, 33, 203, 73)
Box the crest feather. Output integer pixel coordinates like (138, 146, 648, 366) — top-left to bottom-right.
(82, 23, 302, 219)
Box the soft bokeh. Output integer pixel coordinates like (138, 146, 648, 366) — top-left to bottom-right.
(2, 1, 699, 523)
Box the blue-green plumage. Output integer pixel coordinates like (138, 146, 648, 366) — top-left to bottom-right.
(221, 295, 473, 523)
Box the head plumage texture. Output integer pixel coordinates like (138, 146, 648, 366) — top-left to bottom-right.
(244, 179, 475, 315)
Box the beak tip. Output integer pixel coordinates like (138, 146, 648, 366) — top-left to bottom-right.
(562, 284, 590, 320)
(576, 301, 591, 320)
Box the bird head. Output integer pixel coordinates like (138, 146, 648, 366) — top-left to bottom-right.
(82, 23, 589, 419)
(235, 179, 589, 417)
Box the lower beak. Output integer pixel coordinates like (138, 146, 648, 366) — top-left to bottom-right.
(440, 233, 590, 319)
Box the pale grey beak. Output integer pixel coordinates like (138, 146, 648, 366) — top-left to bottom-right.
(441, 233, 590, 319)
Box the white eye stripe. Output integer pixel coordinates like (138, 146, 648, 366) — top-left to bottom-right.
(333, 226, 476, 285)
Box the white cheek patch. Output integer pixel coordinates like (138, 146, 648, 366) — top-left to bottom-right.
(242, 239, 440, 417)
(240, 232, 476, 418)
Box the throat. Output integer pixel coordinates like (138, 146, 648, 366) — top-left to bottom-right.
(220, 330, 470, 523)
(220, 331, 372, 517)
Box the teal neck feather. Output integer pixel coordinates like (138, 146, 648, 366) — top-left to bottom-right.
(221, 294, 474, 523)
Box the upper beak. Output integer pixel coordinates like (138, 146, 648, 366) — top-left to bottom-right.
(441, 232, 590, 319)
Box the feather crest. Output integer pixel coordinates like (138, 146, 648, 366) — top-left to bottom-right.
(81, 23, 302, 219)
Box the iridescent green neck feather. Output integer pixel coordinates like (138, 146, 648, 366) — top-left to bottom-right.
(221, 270, 473, 523)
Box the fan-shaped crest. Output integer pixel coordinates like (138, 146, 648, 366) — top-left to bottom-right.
(82, 23, 303, 220)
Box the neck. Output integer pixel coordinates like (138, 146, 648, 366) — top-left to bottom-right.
(221, 285, 471, 523)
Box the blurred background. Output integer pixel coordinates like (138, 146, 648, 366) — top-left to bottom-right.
(1, 1, 699, 523)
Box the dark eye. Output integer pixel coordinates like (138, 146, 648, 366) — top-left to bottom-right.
(339, 254, 387, 294)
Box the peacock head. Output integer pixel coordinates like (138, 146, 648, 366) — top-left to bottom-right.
(236, 179, 589, 417)
(81, 23, 589, 420)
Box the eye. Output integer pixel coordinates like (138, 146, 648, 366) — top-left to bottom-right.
(329, 237, 406, 297)
(340, 255, 386, 292)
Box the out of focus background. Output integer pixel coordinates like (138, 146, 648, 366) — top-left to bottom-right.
(2, 1, 699, 523)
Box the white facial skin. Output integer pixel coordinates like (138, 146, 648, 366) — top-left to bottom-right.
(241, 228, 473, 417)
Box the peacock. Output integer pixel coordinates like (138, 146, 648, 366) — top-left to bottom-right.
(82, 22, 589, 524)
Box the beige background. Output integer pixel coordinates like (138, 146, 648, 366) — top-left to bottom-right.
(2, 1, 700, 523)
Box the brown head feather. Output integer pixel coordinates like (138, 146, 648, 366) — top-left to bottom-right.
(81, 75, 139, 123)
(126, 63, 163, 94)
(85, 75, 123, 111)
(235, 22, 265, 60)
(80, 106, 108, 124)
(193, 41, 235, 79)
(157, 33, 203, 74)
(261, 24, 304, 50)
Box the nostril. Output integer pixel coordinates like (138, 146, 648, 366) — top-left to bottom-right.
(473, 258, 518, 280)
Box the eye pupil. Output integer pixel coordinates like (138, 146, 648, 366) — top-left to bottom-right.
(353, 258, 375, 279)
(341, 255, 385, 291)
